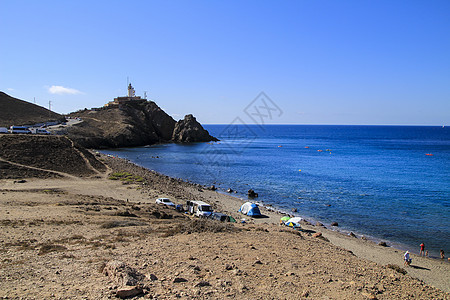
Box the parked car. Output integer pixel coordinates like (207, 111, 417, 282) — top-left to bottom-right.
(155, 198, 175, 207)
(0, 127, 8, 134)
(29, 128, 51, 135)
(209, 212, 229, 222)
(209, 212, 236, 222)
(9, 126, 31, 134)
(37, 129, 51, 135)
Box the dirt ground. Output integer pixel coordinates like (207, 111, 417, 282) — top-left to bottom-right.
(0, 154, 448, 299)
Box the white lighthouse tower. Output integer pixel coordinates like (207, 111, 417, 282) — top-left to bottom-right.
(127, 83, 136, 97)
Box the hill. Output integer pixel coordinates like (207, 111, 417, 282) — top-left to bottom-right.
(66, 101, 217, 148)
(0, 92, 65, 127)
(0, 135, 106, 179)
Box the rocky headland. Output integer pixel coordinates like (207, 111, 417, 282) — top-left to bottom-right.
(0, 91, 217, 149)
(66, 101, 217, 149)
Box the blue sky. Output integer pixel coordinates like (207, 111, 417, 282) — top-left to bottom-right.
(1, 0, 449, 125)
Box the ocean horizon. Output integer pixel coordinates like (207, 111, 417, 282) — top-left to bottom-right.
(102, 125, 450, 258)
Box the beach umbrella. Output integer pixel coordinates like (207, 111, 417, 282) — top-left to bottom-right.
(285, 221, 301, 228)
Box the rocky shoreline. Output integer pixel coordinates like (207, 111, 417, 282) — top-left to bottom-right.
(102, 153, 440, 261)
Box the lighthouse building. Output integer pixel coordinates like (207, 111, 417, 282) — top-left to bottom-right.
(105, 83, 146, 107)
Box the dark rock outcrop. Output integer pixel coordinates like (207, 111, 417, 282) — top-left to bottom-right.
(172, 114, 218, 143)
(207, 185, 217, 191)
(116, 286, 143, 299)
(248, 189, 258, 198)
(102, 260, 145, 286)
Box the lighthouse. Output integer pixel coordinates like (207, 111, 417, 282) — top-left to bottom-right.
(127, 83, 136, 97)
(104, 82, 146, 107)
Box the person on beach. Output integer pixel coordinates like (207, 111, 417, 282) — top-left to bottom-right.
(420, 243, 425, 256)
(440, 249, 445, 259)
(404, 251, 412, 266)
(425, 250, 428, 257)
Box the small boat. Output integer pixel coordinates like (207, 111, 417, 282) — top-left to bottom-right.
(305, 146, 309, 148)
(317, 150, 323, 152)
(425, 153, 434, 156)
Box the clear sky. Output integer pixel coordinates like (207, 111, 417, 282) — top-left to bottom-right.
(1, 0, 449, 125)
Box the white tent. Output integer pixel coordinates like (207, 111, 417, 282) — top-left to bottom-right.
(287, 217, 303, 224)
(285, 217, 303, 228)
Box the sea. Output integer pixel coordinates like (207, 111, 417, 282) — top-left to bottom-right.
(101, 125, 450, 258)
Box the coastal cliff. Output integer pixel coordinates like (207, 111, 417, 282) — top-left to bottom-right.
(66, 101, 217, 148)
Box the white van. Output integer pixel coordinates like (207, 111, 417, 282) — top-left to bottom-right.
(9, 126, 31, 134)
(186, 200, 213, 218)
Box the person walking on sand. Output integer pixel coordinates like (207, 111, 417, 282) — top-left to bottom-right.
(440, 249, 445, 259)
(404, 251, 412, 266)
(420, 243, 425, 256)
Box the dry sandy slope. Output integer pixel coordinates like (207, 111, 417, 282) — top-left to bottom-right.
(0, 160, 448, 299)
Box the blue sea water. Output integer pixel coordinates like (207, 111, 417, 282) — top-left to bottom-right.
(102, 125, 450, 257)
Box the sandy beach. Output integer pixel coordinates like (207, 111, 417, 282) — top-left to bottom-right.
(0, 153, 449, 299)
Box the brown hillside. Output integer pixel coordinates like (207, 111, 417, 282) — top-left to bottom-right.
(0, 92, 65, 127)
(0, 135, 106, 179)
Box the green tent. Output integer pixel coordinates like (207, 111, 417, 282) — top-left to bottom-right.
(280, 216, 290, 222)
